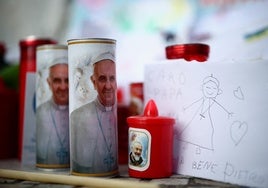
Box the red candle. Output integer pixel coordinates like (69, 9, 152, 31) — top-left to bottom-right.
(127, 99, 175, 178)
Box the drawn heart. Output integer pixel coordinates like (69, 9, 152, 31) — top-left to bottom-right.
(233, 87, 244, 100)
(230, 121, 248, 146)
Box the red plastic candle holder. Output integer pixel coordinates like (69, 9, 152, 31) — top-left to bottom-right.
(127, 99, 175, 178)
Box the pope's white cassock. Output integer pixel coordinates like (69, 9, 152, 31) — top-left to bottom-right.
(70, 98, 118, 175)
(36, 99, 70, 166)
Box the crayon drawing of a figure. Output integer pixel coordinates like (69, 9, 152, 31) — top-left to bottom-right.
(179, 75, 233, 152)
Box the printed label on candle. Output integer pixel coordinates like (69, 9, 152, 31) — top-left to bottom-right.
(128, 128, 151, 171)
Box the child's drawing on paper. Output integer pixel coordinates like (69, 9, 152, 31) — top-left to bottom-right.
(180, 74, 233, 152)
(230, 120, 248, 146)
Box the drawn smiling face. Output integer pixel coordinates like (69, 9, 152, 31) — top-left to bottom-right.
(202, 80, 219, 98)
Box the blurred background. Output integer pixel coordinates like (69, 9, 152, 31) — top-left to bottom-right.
(0, 0, 268, 159)
(0, 0, 267, 87)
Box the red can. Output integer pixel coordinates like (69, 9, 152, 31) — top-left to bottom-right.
(18, 36, 56, 162)
(127, 99, 175, 178)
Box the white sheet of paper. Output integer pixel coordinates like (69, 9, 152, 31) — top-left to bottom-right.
(144, 59, 268, 187)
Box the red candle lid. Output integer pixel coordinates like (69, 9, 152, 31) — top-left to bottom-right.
(19, 36, 56, 47)
(127, 99, 175, 126)
(165, 43, 209, 62)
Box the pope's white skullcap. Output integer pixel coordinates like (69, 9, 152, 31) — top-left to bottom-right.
(91, 51, 115, 65)
(49, 57, 68, 68)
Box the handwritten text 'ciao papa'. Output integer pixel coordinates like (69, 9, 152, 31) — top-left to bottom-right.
(146, 69, 185, 101)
